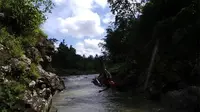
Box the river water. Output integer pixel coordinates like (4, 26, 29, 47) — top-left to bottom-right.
(50, 74, 167, 112)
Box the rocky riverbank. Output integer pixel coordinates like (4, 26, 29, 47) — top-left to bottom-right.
(23, 65, 65, 112)
(0, 38, 65, 112)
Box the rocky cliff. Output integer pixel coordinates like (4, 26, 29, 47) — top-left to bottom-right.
(0, 38, 65, 112)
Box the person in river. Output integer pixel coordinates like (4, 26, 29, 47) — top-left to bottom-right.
(98, 69, 115, 93)
(97, 58, 116, 93)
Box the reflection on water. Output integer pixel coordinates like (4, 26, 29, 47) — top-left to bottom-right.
(51, 74, 165, 112)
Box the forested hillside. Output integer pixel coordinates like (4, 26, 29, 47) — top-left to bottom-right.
(102, 0, 200, 102)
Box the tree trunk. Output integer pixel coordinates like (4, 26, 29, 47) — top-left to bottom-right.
(144, 39, 159, 90)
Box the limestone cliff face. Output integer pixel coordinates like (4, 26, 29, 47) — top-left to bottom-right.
(23, 65, 65, 112)
(0, 39, 65, 112)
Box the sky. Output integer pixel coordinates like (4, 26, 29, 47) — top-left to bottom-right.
(41, 0, 115, 57)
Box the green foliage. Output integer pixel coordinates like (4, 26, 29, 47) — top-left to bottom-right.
(18, 62, 27, 73)
(30, 63, 40, 79)
(35, 54, 42, 65)
(0, 28, 11, 44)
(20, 28, 48, 48)
(12, 62, 39, 83)
(103, 0, 200, 92)
(0, 28, 24, 58)
(0, 0, 53, 111)
(0, 29, 11, 66)
(20, 36, 38, 48)
(0, 81, 26, 111)
(0, 0, 54, 35)
(0, 49, 10, 66)
(107, 0, 142, 23)
(6, 38, 24, 58)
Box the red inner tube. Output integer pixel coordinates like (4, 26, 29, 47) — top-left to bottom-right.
(104, 79, 116, 87)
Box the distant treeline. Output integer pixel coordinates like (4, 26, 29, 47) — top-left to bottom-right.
(50, 39, 102, 75)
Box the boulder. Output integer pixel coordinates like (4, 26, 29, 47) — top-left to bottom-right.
(0, 65, 11, 73)
(29, 80, 36, 88)
(24, 73, 62, 112)
(26, 47, 43, 63)
(36, 38, 56, 56)
(21, 55, 32, 65)
(37, 65, 65, 91)
(0, 44, 4, 50)
(24, 90, 48, 112)
(162, 86, 200, 112)
(44, 55, 52, 63)
(10, 56, 31, 72)
(49, 75, 65, 91)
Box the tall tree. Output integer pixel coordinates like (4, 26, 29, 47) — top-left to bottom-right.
(103, 0, 200, 93)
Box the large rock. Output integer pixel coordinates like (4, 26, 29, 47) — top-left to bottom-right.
(44, 55, 52, 63)
(0, 65, 11, 73)
(24, 90, 49, 112)
(161, 86, 200, 112)
(48, 73, 65, 91)
(24, 69, 65, 112)
(26, 47, 43, 63)
(10, 55, 31, 72)
(36, 38, 56, 56)
(21, 54, 32, 65)
(37, 65, 65, 92)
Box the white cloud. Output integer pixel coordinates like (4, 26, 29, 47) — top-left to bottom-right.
(94, 0, 107, 8)
(54, 42, 60, 48)
(57, 10, 104, 38)
(53, 0, 66, 5)
(74, 39, 104, 57)
(102, 12, 115, 24)
(43, 0, 110, 55)
(54, 0, 107, 38)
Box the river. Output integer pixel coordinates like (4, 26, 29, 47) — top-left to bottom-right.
(50, 74, 167, 112)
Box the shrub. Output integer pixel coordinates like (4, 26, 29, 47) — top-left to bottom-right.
(0, 0, 53, 35)
(6, 38, 24, 58)
(0, 28, 10, 44)
(0, 28, 24, 58)
(0, 81, 26, 111)
(30, 63, 40, 79)
(21, 28, 48, 48)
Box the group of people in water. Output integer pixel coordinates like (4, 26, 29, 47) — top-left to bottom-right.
(95, 58, 116, 93)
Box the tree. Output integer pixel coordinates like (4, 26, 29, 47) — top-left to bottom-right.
(103, 0, 200, 94)
(0, 0, 54, 111)
(51, 40, 100, 75)
(0, 0, 54, 35)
